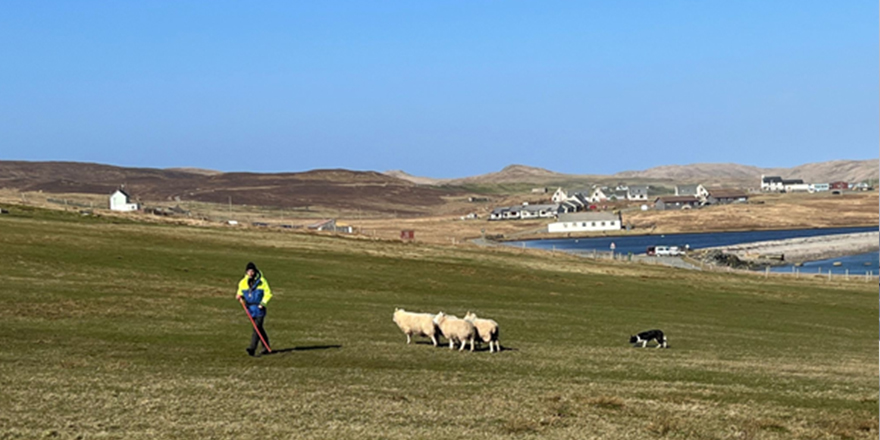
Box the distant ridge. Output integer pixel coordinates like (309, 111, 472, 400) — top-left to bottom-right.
(614, 159, 879, 184)
(386, 159, 878, 186)
(383, 170, 446, 186)
(165, 167, 222, 176)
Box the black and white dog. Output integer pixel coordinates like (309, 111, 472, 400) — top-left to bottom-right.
(630, 329, 668, 348)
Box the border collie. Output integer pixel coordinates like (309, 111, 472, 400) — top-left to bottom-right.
(630, 329, 668, 348)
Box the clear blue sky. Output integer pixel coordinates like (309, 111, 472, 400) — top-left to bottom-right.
(0, 2, 876, 177)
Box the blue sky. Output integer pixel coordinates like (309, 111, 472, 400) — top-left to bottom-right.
(0, 2, 876, 177)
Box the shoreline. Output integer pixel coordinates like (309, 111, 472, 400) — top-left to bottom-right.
(697, 231, 879, 266)
(499, 224, 879, 243)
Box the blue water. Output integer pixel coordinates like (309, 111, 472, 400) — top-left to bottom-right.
(770, 251, 879, 275)
(507, 226, 876, 256)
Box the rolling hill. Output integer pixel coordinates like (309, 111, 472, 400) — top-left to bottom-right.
(0, 161, 460, 215)
(388, 159, 878, 187)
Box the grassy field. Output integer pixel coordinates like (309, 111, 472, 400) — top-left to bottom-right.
(0, 204, 876, 439)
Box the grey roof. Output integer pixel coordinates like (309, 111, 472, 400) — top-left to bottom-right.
(782, 179, 804, 185)
(521, 204, 559, 213)
(676, 184, 700, 195)
(572, 193, 590, 204)
(556, 212, 619, 223)
(610, 190, 628, 199)
(491, 207, 509, 214)
(628, 185, 649, 195)
(762, 176, 783, 183)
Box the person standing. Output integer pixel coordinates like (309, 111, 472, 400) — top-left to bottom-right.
(236, 262, 272, 356)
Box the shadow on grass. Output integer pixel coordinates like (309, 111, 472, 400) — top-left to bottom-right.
(413, 340, 518, 352)
(265, 345, 342, 355)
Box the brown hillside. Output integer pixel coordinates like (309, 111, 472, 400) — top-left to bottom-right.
(446, 164, 596, 185)
(613, 160, 878, 185)
(0, 161, 460, 215)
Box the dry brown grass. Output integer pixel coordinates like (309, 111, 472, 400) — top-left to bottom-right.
(2, 189, 876, 246)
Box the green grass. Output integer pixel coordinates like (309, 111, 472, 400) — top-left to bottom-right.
(0, 204, 876, 439)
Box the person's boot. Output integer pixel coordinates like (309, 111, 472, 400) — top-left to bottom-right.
(246, 348, 256, 357)
(260, 349, 270, 356)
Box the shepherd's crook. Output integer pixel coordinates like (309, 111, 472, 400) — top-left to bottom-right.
(239, 299, 272, 353)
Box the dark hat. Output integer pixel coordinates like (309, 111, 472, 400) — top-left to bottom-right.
(245, 262, 258, 272)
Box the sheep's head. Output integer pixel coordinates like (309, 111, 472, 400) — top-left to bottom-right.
(464, 311, 477, 321)
(433, 312, 446, 325)
(393, 308, 404, 324)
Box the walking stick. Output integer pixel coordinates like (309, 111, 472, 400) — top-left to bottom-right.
(239, 299, 272, 353)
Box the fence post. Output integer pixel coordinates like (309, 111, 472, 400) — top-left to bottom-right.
(795, 267, 799, 279)
(765, 266, 769, 278)
(827, 270, 831, 282)
(845, 269, 848, 281)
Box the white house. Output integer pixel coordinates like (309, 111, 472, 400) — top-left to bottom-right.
(548, 212, 622, 233)
(761, 175, 784, 192)
(783, 180, 809, 193)
(627, 185, 649, 201)
(808, 183, 829, 193)
(109, 189, 139, 211)
(521, 204, 559, 219)
(675, 184, 708, 199)
(551, 188, 568, 204)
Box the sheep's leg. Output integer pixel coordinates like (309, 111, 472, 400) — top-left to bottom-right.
(469, 338, 474, 352)
(449, 340, 455, 350)
(489, 341, 494, 353)
(431, 335, 438, 347)
(496, 341, 501, 352)
(459, 340, 466, 351)
(406, 333, 412, 344)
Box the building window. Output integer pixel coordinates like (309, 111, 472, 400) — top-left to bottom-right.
(591, 222, 596, 227)
(601, 222, 606, 226)
(582, 222, 586, 227)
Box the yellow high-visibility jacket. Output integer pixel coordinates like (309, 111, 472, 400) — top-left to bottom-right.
(236, 275, 273, 317)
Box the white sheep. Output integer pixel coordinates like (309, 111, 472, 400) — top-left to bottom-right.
(464, 311, 501, 353)
(433, 312, 476, 352)
(392, 308, 439, 346)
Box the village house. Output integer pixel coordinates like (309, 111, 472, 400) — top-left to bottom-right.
(761, 175, 784, 192)
(674, 184, 708, 199)
(808, 183, 830, 193)
(705, 189, 749, 205)
(782, 179, 809, 193)
(551, 188, 569, 204)
(626, 185, 649, 201)
(851, 182, 874, 191)
(489, 207, 508, 221)
(654, 195, 701, 210)
(520, 204, 559, 219)
(829, 181, 850, 190)
(109, 189, 139, 212)
(503, 206, 523, 220)
(548, 212, 622, 233)
(590, 187, 628, 203)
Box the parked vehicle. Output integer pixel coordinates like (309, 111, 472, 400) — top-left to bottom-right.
(646, 245, 685, 257)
